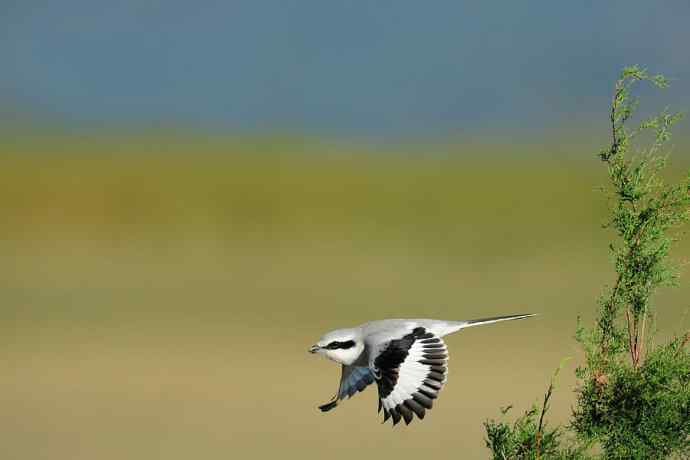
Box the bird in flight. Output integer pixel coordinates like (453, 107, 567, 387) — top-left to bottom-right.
(309, 314, 535, 425)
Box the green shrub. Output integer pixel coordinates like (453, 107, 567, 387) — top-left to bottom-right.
(573, 335, 689, 459)
(485, 362, 589, 460)
(484, 66, 690, 459)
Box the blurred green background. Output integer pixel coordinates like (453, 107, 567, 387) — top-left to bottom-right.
(3, 2, 690, 459)
(3, 136, 690, 460)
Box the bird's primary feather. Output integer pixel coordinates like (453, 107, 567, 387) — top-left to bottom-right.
(373, 327, 448, 425)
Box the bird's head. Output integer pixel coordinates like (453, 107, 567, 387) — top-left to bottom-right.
(309, 328, 364, 365)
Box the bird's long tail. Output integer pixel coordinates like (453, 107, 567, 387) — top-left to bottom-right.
(462, 313, 535, 328)
(442, 313, 536, 336)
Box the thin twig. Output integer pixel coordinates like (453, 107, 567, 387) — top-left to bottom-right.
(674, 332, 690, 357)
(638, 307, 647, 365)
(625, 307, 637, 367)
(535, 359, 569, 459)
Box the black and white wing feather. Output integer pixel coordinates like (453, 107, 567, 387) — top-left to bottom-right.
(319, 365, 375, 412)
(372, 327, 448, 425)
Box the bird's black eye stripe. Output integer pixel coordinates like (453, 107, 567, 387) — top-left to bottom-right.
(325, 340, 356, 350)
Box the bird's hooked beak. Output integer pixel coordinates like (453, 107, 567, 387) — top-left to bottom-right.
(309, 344, 321, 354)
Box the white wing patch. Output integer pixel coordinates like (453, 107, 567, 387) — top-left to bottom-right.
(373, 327, 448, 425)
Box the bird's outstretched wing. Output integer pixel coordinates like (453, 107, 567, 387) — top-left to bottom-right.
(319, 365, 375, 412)
(372, 327, 448, 425)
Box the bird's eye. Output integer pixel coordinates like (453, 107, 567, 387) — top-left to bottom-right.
(339, 340, 356, 349)
(325, 340, 356, 350)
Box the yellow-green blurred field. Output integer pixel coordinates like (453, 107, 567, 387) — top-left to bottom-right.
(2, 136, 689, 460)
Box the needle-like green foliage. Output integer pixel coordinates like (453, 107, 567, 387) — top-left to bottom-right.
(484, 66, 690, 459)
(585, 66, 688, 371)
(485, 361, 588, 460)
(573, 334, 690, 459)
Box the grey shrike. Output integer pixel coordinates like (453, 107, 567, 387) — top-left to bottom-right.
(309, 314, 535, 425)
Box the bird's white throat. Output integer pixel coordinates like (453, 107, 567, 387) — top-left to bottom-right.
(322, 343, 364, 365)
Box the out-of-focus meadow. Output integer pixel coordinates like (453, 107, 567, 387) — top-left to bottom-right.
(2, 135, 689, 460)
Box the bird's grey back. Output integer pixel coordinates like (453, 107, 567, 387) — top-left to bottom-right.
(353, 314, 535, 366)
(359, 318, 462, 338)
